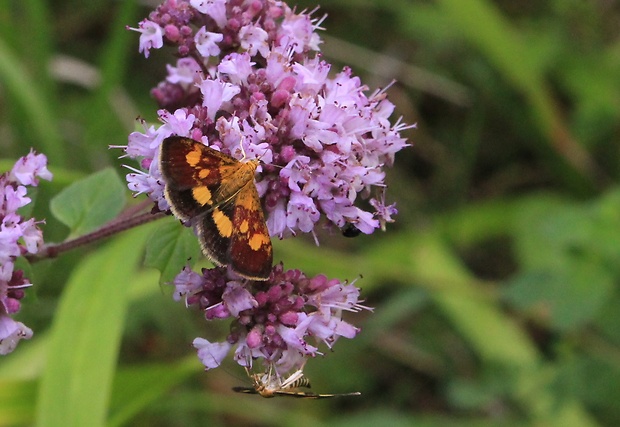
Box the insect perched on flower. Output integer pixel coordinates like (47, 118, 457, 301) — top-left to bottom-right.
(233, 364, 361, 399)
(341, 222, 362, 238)
(159, 136, 272, 280)
(123, 0, 408, 385)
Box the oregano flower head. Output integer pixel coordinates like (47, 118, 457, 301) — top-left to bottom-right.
(174, 263, 371, 372)
(123, 0, 411, 375)
(0, 150, 52, 354)
(122, 0, 410, 239)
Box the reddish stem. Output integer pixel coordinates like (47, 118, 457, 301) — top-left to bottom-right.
(28, 210, 167, 262)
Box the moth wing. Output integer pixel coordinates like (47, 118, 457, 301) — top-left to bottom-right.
(160, 136, 272, 280)
(195, 200, 236, 268)
(195, 182, 271, 279)
(228, 181, 273, 280)
(159, 136, 237, 188)
(160, 136, 238, 221)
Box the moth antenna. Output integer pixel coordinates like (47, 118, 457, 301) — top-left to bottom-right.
(270, 163, 285, 170)
(239, 140, 248, 161)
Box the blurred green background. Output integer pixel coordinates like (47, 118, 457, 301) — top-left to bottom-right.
(2, 0, 620, 426)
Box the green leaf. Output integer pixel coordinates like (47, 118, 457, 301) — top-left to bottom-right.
(435, 0, 595, 189)
(589, 189, 620, 262)
(595, 291, 620, 344)
(507, 193, 617, 330)
(512, 195, 586, 270)
(364, 288, 429, 338)
(50, 168, 126, 236)
(108, 357, 198, 427)
(403, 231, 540, 368)
(0, 378, 37, 427)
(0, 333, 47, 381)
(144, 217, 202, 285)
(505, 257, 614, 331)
(556, 354, 620, 411)
(0, 37, 64, 166)
(84, 0, 139, 156)
(35, 226, 152, 427)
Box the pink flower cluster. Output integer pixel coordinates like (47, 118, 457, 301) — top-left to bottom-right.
(125, 0, 410, 375)
(123, 0, 409, 239)
(0, 151, 52, 354)
(174, 263, 370, 372)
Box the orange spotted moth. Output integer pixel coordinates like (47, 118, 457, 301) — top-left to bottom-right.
(159, 136, 272, 280)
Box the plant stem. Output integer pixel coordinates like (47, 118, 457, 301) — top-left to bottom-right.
(28, 210, 167, 262)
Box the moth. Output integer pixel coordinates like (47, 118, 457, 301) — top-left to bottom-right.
(233, 365, 361, 399)
(159, 136, 273, 280)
